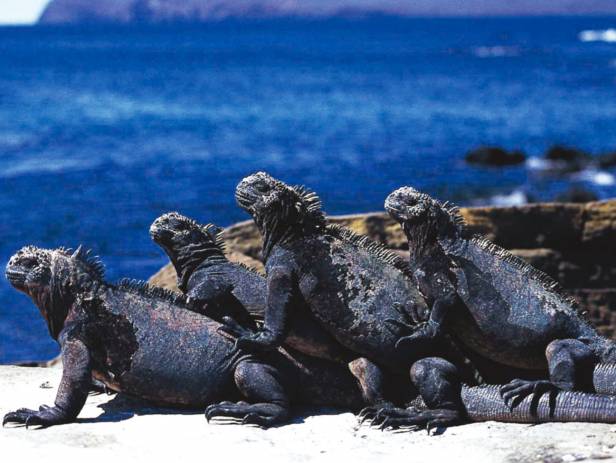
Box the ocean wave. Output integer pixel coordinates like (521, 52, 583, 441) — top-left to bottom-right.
(526, 157, 551, 170)
(579, 29, 616, 43)
(0, 157, 102, 179)
(472, 46, 519, 58)
(571, 169, 616, 186)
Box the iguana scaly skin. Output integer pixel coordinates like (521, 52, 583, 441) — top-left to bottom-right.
(2, 245, 372, 428)
(375, 186, 616, 428)
(222, 172, 433, 373)
(149, 212, 354, 364)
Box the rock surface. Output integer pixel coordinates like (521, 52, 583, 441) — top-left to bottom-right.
(150, 199, 616, 337)
(465, 146, 526, 166)
(3, 365, 616, 462)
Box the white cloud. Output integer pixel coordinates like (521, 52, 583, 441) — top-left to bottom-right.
(0, 0, 52, 25)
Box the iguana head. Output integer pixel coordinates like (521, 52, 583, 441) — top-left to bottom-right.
(6, 245, 104, 338)
(6, 246, 54, 296)
(235, 171, 290, 217)
(385, 187, 464, 259)
(235, 172, 326, 257)
(150, 212, 225, 291)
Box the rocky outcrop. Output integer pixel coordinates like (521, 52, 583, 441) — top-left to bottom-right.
(150, 199, 616, 337)
(545, 145, 591, 172)
(464, 146, 526, 167)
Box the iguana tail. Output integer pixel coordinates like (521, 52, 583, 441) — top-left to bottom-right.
(593, 363, 616, 395)
(462, 384, 616, 423)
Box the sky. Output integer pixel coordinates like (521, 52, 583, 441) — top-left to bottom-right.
(0, 0, 51, 25)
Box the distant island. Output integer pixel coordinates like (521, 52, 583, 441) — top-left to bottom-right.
(39, 0, 616, 24)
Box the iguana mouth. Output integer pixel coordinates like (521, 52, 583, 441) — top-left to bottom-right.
(149, 223, 170, 243)
(5, 268, 26, 289)
(384, 203, 405, 219)
(235, 190, 254, 210)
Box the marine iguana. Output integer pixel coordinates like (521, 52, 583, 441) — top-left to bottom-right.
(377, 186, 616, 427)
(219, 172, 436, 372)
(149, 212, 354, 364)
(1, 245, 373, 428)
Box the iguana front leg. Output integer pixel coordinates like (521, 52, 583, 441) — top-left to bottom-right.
(3, 338, 91, 428)
(394, 292, 461, 355)
(393, 267, 462, 353)
(219, 265, 293, 352)
(353, 357, 413, 422)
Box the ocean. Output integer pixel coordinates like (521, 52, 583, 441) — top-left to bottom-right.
(1, 16, 616, 363)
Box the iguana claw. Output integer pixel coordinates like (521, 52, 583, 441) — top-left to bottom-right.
(205, 400, 287, 428)
(500, 379, 559, 414)
(366, 406, 461, 432)
(394, 320, 440, 352)
(3, 405, 70, 429)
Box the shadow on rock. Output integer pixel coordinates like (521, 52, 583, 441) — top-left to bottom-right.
(80, 396, 352, 427)
(79, 393, 202, 424)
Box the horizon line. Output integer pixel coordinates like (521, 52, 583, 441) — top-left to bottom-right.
(1, 12, 616, 27)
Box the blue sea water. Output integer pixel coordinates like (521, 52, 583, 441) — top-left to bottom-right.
(2, 17, 616, 363)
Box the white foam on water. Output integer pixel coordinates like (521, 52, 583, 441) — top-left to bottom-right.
(472, 46, 519, 58)
(579, 29, 616, 43)
(572, 169, 616, 186)
(488, 189, 528, 207)
(526, 156, 551, 170)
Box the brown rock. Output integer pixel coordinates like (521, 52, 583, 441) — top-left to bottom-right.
(148, 263, 179, 291)
(582, 200, 616, 250)
(570, 289, 616, 338)
(461, 203, 585, 250)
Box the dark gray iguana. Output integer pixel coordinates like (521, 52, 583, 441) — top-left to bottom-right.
(219, 172, 436, 372)
(149, 212, 400, 407)
(1, 245, 372, 428)
(374, 186, 616, 428)
(149, 212, 355, 364)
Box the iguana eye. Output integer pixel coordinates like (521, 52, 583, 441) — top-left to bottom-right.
(256, 183, 270, 193)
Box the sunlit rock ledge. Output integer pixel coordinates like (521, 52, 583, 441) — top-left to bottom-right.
(2, 365, 616, 461)
(150, 199, 616, 338)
